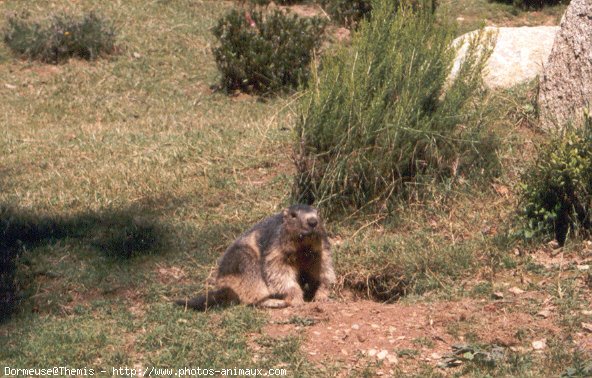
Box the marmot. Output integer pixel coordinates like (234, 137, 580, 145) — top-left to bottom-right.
(176, 204, 335, 311)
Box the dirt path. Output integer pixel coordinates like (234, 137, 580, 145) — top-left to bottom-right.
(257, 296, 568, 375)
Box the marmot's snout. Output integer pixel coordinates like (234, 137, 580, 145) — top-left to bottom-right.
(307, 217, 318, 229)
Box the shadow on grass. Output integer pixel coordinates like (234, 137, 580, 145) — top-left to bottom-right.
(0, 202, 172, 322)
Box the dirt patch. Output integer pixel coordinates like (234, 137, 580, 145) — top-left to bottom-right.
(259, 298, 560, 374)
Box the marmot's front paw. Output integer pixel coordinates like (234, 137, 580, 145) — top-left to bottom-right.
(313, 290, 331, 302)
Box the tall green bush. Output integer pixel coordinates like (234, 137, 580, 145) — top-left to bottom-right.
(293, 0, 496, 214)
(517, 112, 592, 245)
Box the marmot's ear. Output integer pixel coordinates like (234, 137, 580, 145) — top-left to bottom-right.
(282, 208, 289, 217)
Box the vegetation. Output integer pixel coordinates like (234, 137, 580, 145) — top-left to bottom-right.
(320, 0, 373, 27)
(518, 111, 592, 245)
(490, 0, 569, 10)
(212, 8, 325, 95)
(293, 0, 496, 214)
(3, 11, 116, 64)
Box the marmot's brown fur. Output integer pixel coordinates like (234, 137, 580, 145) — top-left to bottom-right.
(176, 204, 335, 311)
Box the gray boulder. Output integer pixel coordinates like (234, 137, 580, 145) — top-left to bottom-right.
(538, 0, 592, 130)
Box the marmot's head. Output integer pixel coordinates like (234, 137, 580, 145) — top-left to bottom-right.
(282, 204, 323, 240)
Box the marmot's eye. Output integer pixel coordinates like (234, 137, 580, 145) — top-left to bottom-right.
(290, 212, 297, 218)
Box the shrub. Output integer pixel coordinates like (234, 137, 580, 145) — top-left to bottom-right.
(319, 0, 437, 28)
(212, 9, 325, 95)
(3, 11, 116, 64)
(293, 0, 496, 214)
(517, 111, 592, 245)
(320, 0, 373, 27)
(490, 0, 569, 9)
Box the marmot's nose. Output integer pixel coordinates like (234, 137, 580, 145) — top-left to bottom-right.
(307, 218, 318, 228)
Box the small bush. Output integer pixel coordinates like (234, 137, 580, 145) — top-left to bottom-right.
(212, 9, 325, 95)
(320, 0, 373, 27)
(490, 0, 568, 9)
(517, 111, 592, 245)
(3, 11, 116, 64)
(293, 0, 496, 214)
(320, 0, 437, 28)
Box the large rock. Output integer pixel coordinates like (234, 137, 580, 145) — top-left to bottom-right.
(538, 0, 592, 130)
(452, 26, 559, 89)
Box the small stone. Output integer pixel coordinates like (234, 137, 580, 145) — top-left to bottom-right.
(532, 339, 547, 350)
(368, 349, 378, 357)
(397, 336, 406, 340)
(371, 323, 380, 329)
(582, 322, 592, 333)
(351, 324, 360, 330)
(377, 350, 389, 360)
(388, 326, 396, 333)
(430, 352, 442, 360)
(509, 287, 525, 295)
(582, 310, 592, 316)
(493, 292, 504, 299)
(4, 83, 17, 89)
(357, 334, 366, 342)
(133, 52, 141, 58)
(577, 265, 590, 271)
(387, 355, 399, 365)
(537, 309, 551, 318)
(341, 349, 348, 356)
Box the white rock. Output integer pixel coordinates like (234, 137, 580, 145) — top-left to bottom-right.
(377, 350, 389, 360)
(532, 339, 547, 350)
(452, 26, 559, 89)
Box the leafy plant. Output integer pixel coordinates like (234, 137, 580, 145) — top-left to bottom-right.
(293, 0, 496, 214)
(517, 111, 592, 245)
(3, 11, 116, 64)
(212, 8, 325, 95)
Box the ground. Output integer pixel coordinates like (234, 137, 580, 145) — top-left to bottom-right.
(0, 0, 590, 377)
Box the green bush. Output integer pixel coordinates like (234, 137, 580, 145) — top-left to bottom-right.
(490, 0, 568, 9)
(3, 11, 116, 64)
(320, 0, 373, 27)
(320, 0, 437, 28)
(517, 112, 592, 245)
(293, 0, 496, 214)
(212, 9, 325, 95)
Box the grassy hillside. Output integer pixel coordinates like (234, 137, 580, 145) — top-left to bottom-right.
(1, 0, 588, 377)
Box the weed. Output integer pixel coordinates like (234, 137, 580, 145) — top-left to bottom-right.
(3, 11, 116, 63)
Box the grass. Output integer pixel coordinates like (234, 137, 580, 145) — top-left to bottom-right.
(0, 0, 589, 376)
